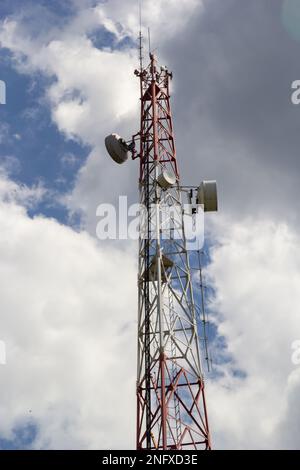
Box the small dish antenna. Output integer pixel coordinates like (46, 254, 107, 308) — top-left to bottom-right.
(157, 170, 176, 189)
(105, 133, 130, 164)
(196, 180, 218, 212)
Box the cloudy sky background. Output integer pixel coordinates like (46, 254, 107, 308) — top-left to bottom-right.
(0, 0, 300, 449)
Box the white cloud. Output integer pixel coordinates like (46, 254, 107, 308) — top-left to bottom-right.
(0, 0, 202, 145)
(61, 152, 79, 167)
(94, 0, 202, 43)
(206, 217, 300, 449)
(1, 184, 299, 448)
(0, 173, 137, 449)
(0, 20, 139, 144)
(0, 168, 46, 209)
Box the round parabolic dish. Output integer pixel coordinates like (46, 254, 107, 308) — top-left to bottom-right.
(105, 133, 129, 164)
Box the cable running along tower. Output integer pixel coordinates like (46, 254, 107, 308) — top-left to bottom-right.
(105, 38, 218, 451)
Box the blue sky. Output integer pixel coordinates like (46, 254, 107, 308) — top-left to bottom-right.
(0, 423, 37, 450)
(0, 47, 90, 224)
(0, 0, 76, 22)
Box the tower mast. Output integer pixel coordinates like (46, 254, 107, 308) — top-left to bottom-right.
(135, 53, 212, 450)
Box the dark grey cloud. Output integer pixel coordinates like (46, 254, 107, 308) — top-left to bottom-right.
(160, 0, 300, 225)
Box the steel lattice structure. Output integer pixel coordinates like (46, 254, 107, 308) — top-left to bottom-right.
(135, 53, 212, 450)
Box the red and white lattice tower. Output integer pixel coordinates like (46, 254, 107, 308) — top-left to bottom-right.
(134, 52, 212, 450)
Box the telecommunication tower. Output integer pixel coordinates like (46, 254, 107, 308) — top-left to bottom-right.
(105, 40, 218, 450)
